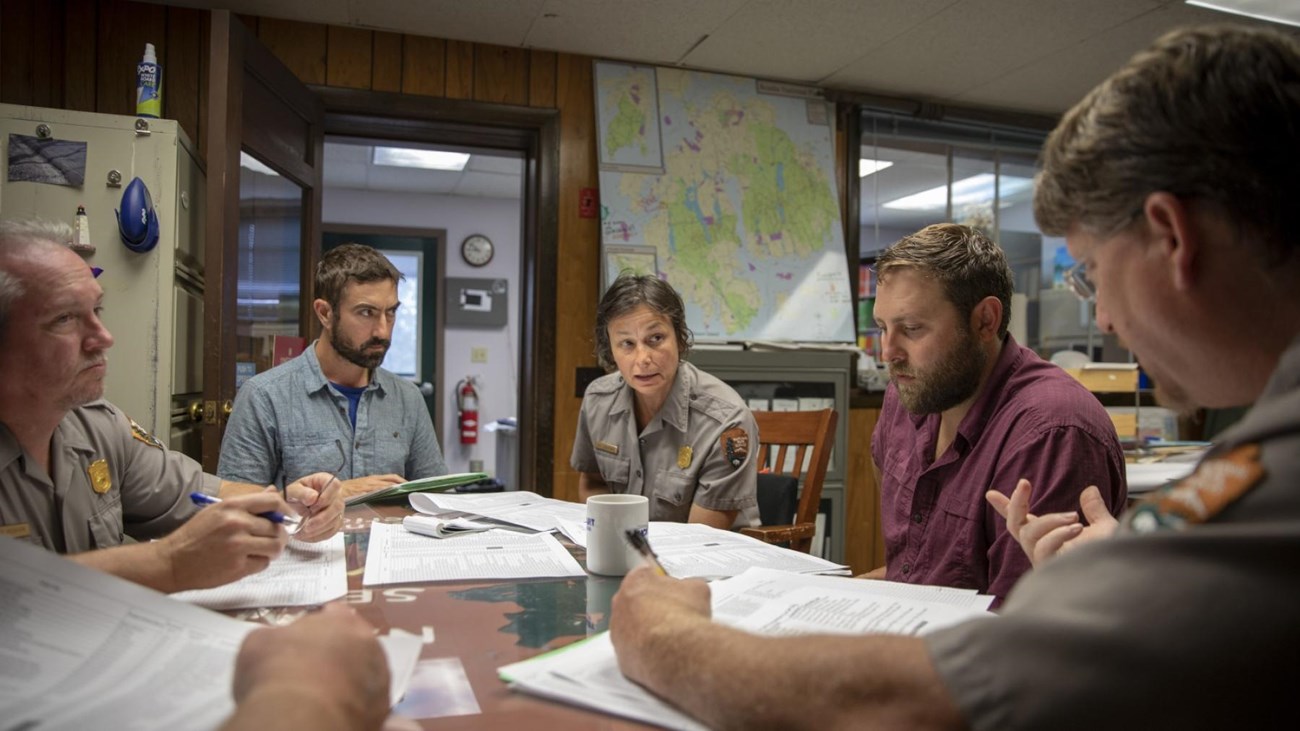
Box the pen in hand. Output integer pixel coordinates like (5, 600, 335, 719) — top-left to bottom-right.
(624, 529, 668, 576)
(190, 492, 304, 534)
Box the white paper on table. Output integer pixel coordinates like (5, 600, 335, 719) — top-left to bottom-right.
(554, 517, 588, 548)
(363, 523, 586, 586)
(410, 490, 585, 532)
(499, 567, 993, 729)
(170, 534, 347, 610)
(647, 522, 849, 578)
(0, 536, 421, 731)
(403, 514, 496, 539)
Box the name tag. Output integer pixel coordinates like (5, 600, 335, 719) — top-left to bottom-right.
(595, 440, 620, 456)
(0, 523, 31, 539)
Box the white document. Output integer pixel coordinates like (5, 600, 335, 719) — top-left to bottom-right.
(0, 536, 422, 731)
(648, 522, 849, 578)
(1126, 461, 1198, 494)
(170, 534, 347, 610)
(500, 633, 709, 731)
(410, 490, 586, 532)
(500, 567, 993, 728)
(554, 517, 589, 547)
(403, 514, 496, 539)
(363, 522, 586, 586)
(710, 568, 994, 634)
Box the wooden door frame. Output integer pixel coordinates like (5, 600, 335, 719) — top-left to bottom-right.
(204, 11, 325, 471)
(312, 86, 559, 497)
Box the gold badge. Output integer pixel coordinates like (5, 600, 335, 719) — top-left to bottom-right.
(88, 458, 112, 494)
(595, 440, 620, 456)
(1129, 443, 1265, 533)
(129, 417, 165, 450)
(677, 446, 693, 469)
(720, 427, 749, 469)
(0, 523, 32, 539)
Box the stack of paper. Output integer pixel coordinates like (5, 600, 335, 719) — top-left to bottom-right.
(402, 514, 495, 539)
(0, 536, 423, 731)
(171, 534, 347, 610)
(499, 567, 994, 728)
(345, 471, 488, 506)
(554, 520, 848, 578)
(409, 490, 586, 532)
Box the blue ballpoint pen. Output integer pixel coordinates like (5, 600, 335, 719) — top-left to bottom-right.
(189, 492, 304, 532)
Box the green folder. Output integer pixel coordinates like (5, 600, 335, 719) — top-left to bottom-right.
(343, 472, 489, 506)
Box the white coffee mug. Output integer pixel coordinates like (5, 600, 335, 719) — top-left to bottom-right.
(586, 494, 649, 576)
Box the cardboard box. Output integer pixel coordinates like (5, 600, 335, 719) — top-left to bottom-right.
(1063, 363, 1140, 392)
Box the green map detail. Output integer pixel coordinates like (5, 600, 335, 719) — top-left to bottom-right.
(605, 97, 648, 158)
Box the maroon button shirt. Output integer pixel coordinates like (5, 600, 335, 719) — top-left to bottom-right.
(871, 335, 1127, 607)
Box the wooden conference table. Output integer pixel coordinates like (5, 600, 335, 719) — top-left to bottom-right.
(233, 501, 655, 730)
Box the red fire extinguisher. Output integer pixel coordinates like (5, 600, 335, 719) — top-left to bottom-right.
(456, 377, 479, 445)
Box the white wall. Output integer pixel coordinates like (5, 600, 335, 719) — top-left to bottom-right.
(322, 187, 523, 480)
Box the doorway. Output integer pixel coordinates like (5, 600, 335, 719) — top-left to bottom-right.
(321, 136, 526, 480)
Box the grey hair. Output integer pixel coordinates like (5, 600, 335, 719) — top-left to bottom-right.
(0, 219, 76, 335)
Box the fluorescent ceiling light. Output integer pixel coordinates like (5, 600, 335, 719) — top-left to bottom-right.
(859, 158, 894, 177)
(1186, 1, 1300, 28)
(373, 146, 470, 171)
(239, 152, 279, 177)
(883, 173, 1034, 211)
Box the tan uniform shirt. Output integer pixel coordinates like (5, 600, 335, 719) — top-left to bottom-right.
(571, 361, 758, 524)
(0, 400, 220, 553)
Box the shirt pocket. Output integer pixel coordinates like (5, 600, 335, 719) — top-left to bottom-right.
(594, 451, 631, 492)
(650, 470, 693, 522)
(87, 493, 124, 549)
(282, 434, 345, 484)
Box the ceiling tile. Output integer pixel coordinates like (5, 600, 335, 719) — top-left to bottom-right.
(524, 0, 747, 64)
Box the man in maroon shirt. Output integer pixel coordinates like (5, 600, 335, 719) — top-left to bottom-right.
(868, 223, 1126, 604)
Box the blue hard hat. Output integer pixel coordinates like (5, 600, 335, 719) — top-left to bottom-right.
(116, 177, 160, 253)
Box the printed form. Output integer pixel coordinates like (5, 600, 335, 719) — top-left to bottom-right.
(0, 536, 421, 731)
(363, 523, 586, 586)
(170, 533, 347, 610)
(410, 490, 587, 532)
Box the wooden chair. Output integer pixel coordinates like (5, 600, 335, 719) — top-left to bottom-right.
(740, 408, 837, 554)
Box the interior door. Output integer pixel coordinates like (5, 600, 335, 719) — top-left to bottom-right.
(322, 228, 446, 432)
(202, 11, 324, 471)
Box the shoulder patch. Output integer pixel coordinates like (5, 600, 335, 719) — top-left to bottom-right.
(1127, 443, 1266, 533)
(128, 417, 165, 450)
(720, 427, 750, 470)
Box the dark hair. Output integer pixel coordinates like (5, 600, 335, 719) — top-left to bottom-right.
(315, 243, 403, 311)
(1035, 25, 1300, 271)
(594, 274, 693, 371)
(876, 223, 1014, 337)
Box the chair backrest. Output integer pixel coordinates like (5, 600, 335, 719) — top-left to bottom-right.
(752, 408, 837, 530)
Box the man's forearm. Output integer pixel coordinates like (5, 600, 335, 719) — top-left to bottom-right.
(70, 543, 175, 593)
(637, 619, 965, 730)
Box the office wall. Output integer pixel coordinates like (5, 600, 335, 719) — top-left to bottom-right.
(322, 188, 523, 478)
(0, 0, 601, 500)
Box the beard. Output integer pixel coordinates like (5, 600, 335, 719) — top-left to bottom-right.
(60, 357, 109, 410)
(329, 319, 389, 370)
(890, 327, 987, 415)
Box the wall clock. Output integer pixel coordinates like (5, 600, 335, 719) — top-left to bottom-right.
(461, 234, 494, 267)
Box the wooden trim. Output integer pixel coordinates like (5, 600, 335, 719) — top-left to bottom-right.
(202, 10, 245, 471)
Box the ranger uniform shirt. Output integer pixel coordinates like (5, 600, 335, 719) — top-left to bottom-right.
(571, 361, 758, 524)
(0, 400, 220, 553)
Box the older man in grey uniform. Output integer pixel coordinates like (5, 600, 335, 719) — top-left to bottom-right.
(572, 275, 758, 529)
(0, 219, 344, 593)
(607, 25, 1300, 730)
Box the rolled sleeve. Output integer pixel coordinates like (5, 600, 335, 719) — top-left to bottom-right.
(692, 413, 758, 512)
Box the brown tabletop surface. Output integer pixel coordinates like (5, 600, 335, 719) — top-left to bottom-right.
(230, 501, 656, 729)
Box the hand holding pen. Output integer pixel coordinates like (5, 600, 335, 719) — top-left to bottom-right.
(191, 492, 305, 534)
(624, 529, 668, 576)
